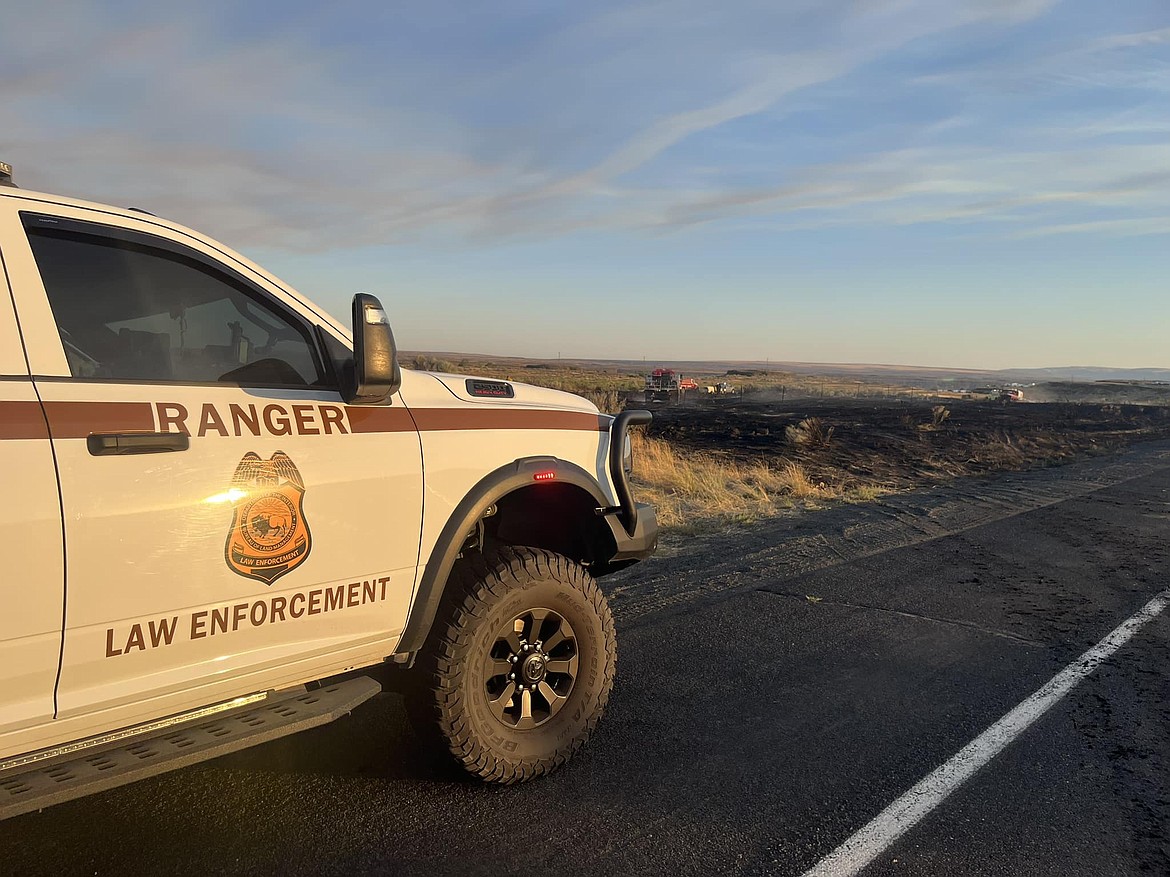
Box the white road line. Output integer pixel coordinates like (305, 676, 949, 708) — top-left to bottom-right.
(803, 587, 1170, 877)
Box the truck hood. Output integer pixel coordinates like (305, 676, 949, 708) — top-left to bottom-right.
(429, 373, 601, 414)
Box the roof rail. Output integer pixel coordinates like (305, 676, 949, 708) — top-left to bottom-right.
(0, 161, 16, 188)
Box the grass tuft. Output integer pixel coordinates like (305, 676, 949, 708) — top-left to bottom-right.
(629, 433, 836, 529)
(785, 417, 835, 448)
(579, 389, 622, 414)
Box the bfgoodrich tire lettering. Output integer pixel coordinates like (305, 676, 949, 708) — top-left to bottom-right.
(410, 547, 617, 783)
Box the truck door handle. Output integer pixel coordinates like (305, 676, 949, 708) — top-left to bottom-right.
(87, 432, 190, 456)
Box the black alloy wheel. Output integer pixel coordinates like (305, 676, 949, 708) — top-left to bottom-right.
(409, 547, 617, 783)
(484, 607, 578, 730)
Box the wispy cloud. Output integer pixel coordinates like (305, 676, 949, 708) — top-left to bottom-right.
(2, 0, 1167, 252)
(1092, 26, 1170, 51)
(635, 141, 1170, 235)
(1014, 216, 1170, 237)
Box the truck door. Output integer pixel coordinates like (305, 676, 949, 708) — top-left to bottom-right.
(0, 238, 65, 759)
(3, 204, 423, 729)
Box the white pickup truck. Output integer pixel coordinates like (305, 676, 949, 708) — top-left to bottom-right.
(0, 162, 657, 817)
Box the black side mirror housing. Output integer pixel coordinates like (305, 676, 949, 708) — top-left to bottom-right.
(344, 293, 401, 404)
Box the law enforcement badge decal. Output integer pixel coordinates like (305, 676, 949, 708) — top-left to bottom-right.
(224, 451, 311, 584)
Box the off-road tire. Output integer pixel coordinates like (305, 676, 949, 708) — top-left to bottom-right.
(409, 546, 617, 783)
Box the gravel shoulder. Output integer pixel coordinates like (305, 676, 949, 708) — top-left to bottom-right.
(611, 437, 1170, 626)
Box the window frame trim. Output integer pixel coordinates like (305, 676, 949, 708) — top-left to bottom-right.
(20, 211, 335, 391)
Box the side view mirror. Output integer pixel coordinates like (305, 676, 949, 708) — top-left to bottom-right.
(343, 293, 401, 404)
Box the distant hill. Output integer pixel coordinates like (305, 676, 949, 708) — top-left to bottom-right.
(1027, 381, 1170, 405)
(405, 351, 1170, 388)
(996, 366, 1170, 384)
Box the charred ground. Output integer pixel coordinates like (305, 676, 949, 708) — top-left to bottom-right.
(642, 396, 1170, 492)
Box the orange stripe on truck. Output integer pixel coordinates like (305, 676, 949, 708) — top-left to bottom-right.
(0, 399, 608, 439)
(345, 406, 418, 434)
(0, 400, 50, 439)
(42, 401, 155, 439)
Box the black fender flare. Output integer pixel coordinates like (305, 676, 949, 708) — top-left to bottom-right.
(393, 456, 610, 656)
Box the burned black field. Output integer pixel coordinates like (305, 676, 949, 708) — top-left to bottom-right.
(642, 396, 1170, 490)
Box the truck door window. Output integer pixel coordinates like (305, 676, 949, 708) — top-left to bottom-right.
(23, 217, 326, 387)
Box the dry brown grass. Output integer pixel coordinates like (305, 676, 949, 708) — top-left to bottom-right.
(629, 432, 835, 530)
(578, 389, 622, 414)
(843, 484, 892, 504)
(785, 417, 835, 448)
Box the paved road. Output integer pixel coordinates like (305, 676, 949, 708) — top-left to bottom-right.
(4, 443, 1170, 876)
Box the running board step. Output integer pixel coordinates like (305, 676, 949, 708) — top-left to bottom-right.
(0, 676, 381, 821)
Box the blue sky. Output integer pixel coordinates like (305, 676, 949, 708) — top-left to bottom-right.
(3, 0, 1168, 368)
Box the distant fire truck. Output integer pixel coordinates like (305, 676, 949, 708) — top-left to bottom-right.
(646, 368, 690, 403)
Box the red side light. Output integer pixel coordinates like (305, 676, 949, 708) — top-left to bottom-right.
(533, 471, 556, 482)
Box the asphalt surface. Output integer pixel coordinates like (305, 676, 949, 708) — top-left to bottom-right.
(4, 441, 1170, 876)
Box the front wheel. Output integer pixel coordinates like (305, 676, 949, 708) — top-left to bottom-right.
(409, 547, 617, 783)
